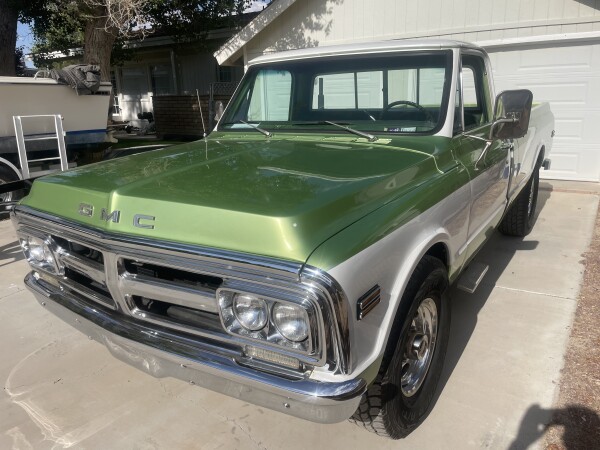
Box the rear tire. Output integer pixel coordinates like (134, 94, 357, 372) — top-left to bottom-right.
(349, 256, 450, 439)
(499, 166, 540, 237)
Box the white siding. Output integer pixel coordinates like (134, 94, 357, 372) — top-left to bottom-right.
(246, 0, 600, 60)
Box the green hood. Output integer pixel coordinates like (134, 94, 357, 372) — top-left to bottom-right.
(22, 133, 449, 263)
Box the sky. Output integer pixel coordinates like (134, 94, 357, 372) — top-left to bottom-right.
(17, 22, 35, 67)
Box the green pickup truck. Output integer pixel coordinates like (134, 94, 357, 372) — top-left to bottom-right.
(12, 40, 554, 439)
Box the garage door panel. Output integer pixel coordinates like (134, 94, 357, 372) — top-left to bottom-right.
(493, 74, 600, 107)
(554, 111, 600, 142)
(553, 118, 583, 141)
(517, 45, 593, 72)
(488, 42, 600, 181)
(544, 144, 600, 181)
(516, 81, 588, 105)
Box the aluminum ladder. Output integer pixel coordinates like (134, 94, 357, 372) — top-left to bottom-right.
(13, 114, 68, 179)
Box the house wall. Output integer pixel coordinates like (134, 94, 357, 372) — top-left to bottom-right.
(238, 0, 600, 182)
(113, 49, 243, 126)
(245, 0, 600, 60)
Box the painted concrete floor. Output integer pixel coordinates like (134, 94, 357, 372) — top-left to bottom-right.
(0, 181, 598, 450)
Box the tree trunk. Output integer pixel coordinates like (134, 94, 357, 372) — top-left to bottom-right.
(0, 0, 18, 76)
(83, 6, 117, 82)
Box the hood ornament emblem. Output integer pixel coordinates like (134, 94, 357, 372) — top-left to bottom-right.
(78, 203, 155, 229)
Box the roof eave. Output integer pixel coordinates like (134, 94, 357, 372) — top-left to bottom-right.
(214, 0, 298, 66)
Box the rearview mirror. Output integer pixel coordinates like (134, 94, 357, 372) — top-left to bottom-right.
(490, 89, 533, 140)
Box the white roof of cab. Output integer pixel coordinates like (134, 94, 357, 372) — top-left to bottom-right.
(248, 39, 483, 66)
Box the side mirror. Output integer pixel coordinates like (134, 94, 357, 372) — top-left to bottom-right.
(490, 89, 533, 140)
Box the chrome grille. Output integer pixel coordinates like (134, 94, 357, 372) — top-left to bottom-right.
(50, 235, 225, 332)
(14, 206, 351, 375)
(117, 258, 224, 331)
(53, 239, 116, 309)
(119, 259, 221, 313)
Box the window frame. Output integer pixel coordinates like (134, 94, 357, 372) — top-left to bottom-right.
(456, 50, 494, 134)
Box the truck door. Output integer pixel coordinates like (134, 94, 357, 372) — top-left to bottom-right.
(454, 53, 511, 260)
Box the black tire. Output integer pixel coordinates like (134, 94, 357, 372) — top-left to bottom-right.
(349, 256, 450, 439)
(0, 166, 23, 219)
(499, 166, 540, 237)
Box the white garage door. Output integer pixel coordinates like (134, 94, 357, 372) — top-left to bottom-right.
(487, 43, 600, 182)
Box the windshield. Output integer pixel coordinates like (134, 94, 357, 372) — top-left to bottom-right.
(219, 51, 452, 136)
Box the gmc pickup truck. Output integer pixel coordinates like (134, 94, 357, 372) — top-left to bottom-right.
(11, 40, 554, 439)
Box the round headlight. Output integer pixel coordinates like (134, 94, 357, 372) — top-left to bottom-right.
(232, 294, 268, 331)
(272, 303, 309, 342)
(27, 236, 52, 263)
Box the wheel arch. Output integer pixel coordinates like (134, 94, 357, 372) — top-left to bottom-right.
(377, 240, 450, 374)
(535, 144, 545, 168)
(423, 241, 449, 270)
(0, 158, 23, 180)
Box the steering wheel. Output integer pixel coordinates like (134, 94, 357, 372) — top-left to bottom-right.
(380, 100, 435, 123)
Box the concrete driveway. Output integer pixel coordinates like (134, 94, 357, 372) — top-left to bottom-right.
(0, 181, 598, 450)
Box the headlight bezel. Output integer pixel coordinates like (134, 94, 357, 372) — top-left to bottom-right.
(18, 230, 62, 275)
(217, 282, 321, 356)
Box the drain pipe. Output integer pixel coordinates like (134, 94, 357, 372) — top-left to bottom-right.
(196, 89, 206, 138)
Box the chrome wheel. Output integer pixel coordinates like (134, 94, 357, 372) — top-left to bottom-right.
(401, 297, 438, 397)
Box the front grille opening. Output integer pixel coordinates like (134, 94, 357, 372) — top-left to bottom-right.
(132, 295, 222, 332)
(53, 236, 104, 265)
(64, 267, 112, 300)
(123, 260, 222, 290)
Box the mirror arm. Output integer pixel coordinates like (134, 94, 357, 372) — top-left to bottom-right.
(474, 141, 493, 171)
(488, 116, 517, 140)
(461, 132, 492, 171)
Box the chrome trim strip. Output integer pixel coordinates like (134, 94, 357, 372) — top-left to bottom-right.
(59, 277, 115, 309)
(119, 273, 219, 313)
(60, 252, 105, 285)
(25, 273, 365, 423)
(357, 285, 381, 320)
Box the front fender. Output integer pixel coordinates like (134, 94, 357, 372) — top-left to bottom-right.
(306, 181, 471, 381)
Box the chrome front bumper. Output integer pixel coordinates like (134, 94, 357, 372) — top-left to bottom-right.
(25, 272, 366, 424)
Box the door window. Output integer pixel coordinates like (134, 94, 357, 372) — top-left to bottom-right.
(460, 54, 492, 130)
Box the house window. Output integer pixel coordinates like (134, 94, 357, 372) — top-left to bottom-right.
(218, 66, 234, 83)
(150, 64, 174, 95)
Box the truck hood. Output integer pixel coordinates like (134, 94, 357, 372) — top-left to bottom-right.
(21, 134, 448, 263)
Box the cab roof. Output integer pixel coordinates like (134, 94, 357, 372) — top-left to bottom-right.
(248, 39, 483, 66)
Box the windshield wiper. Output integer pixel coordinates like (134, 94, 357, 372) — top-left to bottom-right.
(238, 120, 272, 137)
(294, 120, 377, 142)
(325, 121, 378, 142)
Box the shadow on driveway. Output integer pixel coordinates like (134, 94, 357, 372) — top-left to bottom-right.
(508, 403, 600, 450)
(0, 239, 25, 268)
(432, 187, 552, 405)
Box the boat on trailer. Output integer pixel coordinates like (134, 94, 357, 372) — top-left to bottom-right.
(0, 74, 112, 210)
(0, 75, 112, 156)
